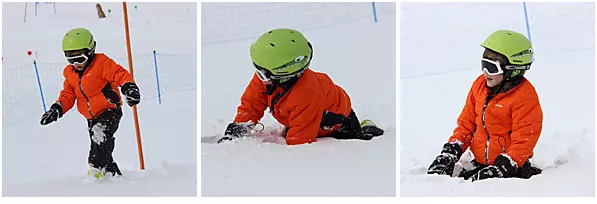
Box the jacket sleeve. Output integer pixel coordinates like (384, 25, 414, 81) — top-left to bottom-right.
(233, 74, 268, 124)
(100, 56, 135, 86)
(507, 88, 543, 167)
(285, 90, 322, 145)
(448, 78, 480, 152)
(56, 69, 76, 114)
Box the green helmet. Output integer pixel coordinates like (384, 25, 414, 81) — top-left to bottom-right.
(250, 28, 312, 78)
(481, 30, 533, 65)
(62, 28, 96, 52)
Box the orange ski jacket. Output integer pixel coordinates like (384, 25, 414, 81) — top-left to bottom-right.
(56, 53, 135, 119)
(448, 75, 543, 167)
(234, 68, 352, 145)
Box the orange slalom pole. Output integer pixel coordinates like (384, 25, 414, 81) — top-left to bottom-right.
(123, 2, 145, 170)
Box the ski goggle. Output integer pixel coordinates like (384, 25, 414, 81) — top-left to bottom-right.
(482, 58, 531, 76)
(66, 54, 89, 65)
(255, 67, 272, 81)
(254, 63, 304, 82)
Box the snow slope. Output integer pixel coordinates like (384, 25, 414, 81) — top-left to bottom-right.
(400, 3, 595, 196)
(2, 2, 197, 196)
(201, 3, 396, 196)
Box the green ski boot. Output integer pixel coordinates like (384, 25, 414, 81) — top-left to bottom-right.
(87, 166, 105, 180)
(360, 119, 384, 137)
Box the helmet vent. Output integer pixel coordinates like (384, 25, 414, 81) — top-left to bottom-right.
(291, 40, 295, 42)
(270, 43, 275, 47)
(268, 31, 273, 34)
(289, 31, 294, 33)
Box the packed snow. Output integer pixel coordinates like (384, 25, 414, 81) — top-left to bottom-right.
(400, 2, 595, 196)
(2, 2, 197, 196)
(201, 2, 396, 196)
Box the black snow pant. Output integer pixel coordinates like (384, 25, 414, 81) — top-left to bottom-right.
(320, 109, 384, 140)
(87, 107, 123, 176)
(458, 159, 542, 180)
(281, 109, 384, 140)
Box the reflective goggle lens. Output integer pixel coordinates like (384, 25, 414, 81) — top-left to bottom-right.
(481, 58, 503, 76)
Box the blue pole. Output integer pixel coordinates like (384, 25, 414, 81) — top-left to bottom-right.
(372, 2, 378, 23)
(153, 50, 162, 104)
(523, 2, 534, 61)
(34, 60, 47, 112)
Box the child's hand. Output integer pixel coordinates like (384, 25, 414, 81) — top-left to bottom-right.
(121, 82, 140, 106)
(471, 154, 517, 182)
(218, 123, 254, 143)
(427, 142, 463, 175)
(40, 103, 63, 125)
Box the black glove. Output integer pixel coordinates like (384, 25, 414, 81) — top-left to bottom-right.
(217, 123, 252, 143)
(40, 103, 63, 125)
(427, 142, 463, 175)
(121, 82, 140, 107)
(471, 154, 517, 182)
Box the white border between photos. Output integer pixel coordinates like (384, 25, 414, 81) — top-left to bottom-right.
(0, 0, 4, 202)
(197, 0, 202, 200)
(395, 0, 401, 199)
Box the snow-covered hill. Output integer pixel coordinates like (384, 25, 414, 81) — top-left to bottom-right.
(2, 2, 197, 196)
(201, 2, 396, 196)
(400, 2, 595, 196)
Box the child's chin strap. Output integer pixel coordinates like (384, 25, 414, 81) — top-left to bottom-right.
(263, 84, 276, 95)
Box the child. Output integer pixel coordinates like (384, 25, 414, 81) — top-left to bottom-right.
(427, 30, 543, 181)
(218, 28, 384, 145)
(40, 28, 141, 180)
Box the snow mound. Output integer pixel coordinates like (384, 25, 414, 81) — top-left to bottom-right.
(3, 162, 197, 197)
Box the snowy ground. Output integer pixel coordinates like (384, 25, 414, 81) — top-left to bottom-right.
(400, 2, 595, 196)
(2, 2, 197, 196)
(201, 3, 396, 196)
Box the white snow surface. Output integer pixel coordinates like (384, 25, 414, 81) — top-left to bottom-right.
(201, 3, 396, 196)
(400, 3, 595, 196)
(2, 2, 197, 196)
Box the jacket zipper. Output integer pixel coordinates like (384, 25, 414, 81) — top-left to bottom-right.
(269, 86, 293, 115)
(79, 75, 94, 118)
(481, 96, 492, 165)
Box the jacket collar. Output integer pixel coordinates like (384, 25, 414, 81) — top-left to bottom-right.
(486, 77, 526, 98)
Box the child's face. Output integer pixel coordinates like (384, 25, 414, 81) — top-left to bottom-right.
(483, 71, 504, 87)
(73, 63, 86, 71)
